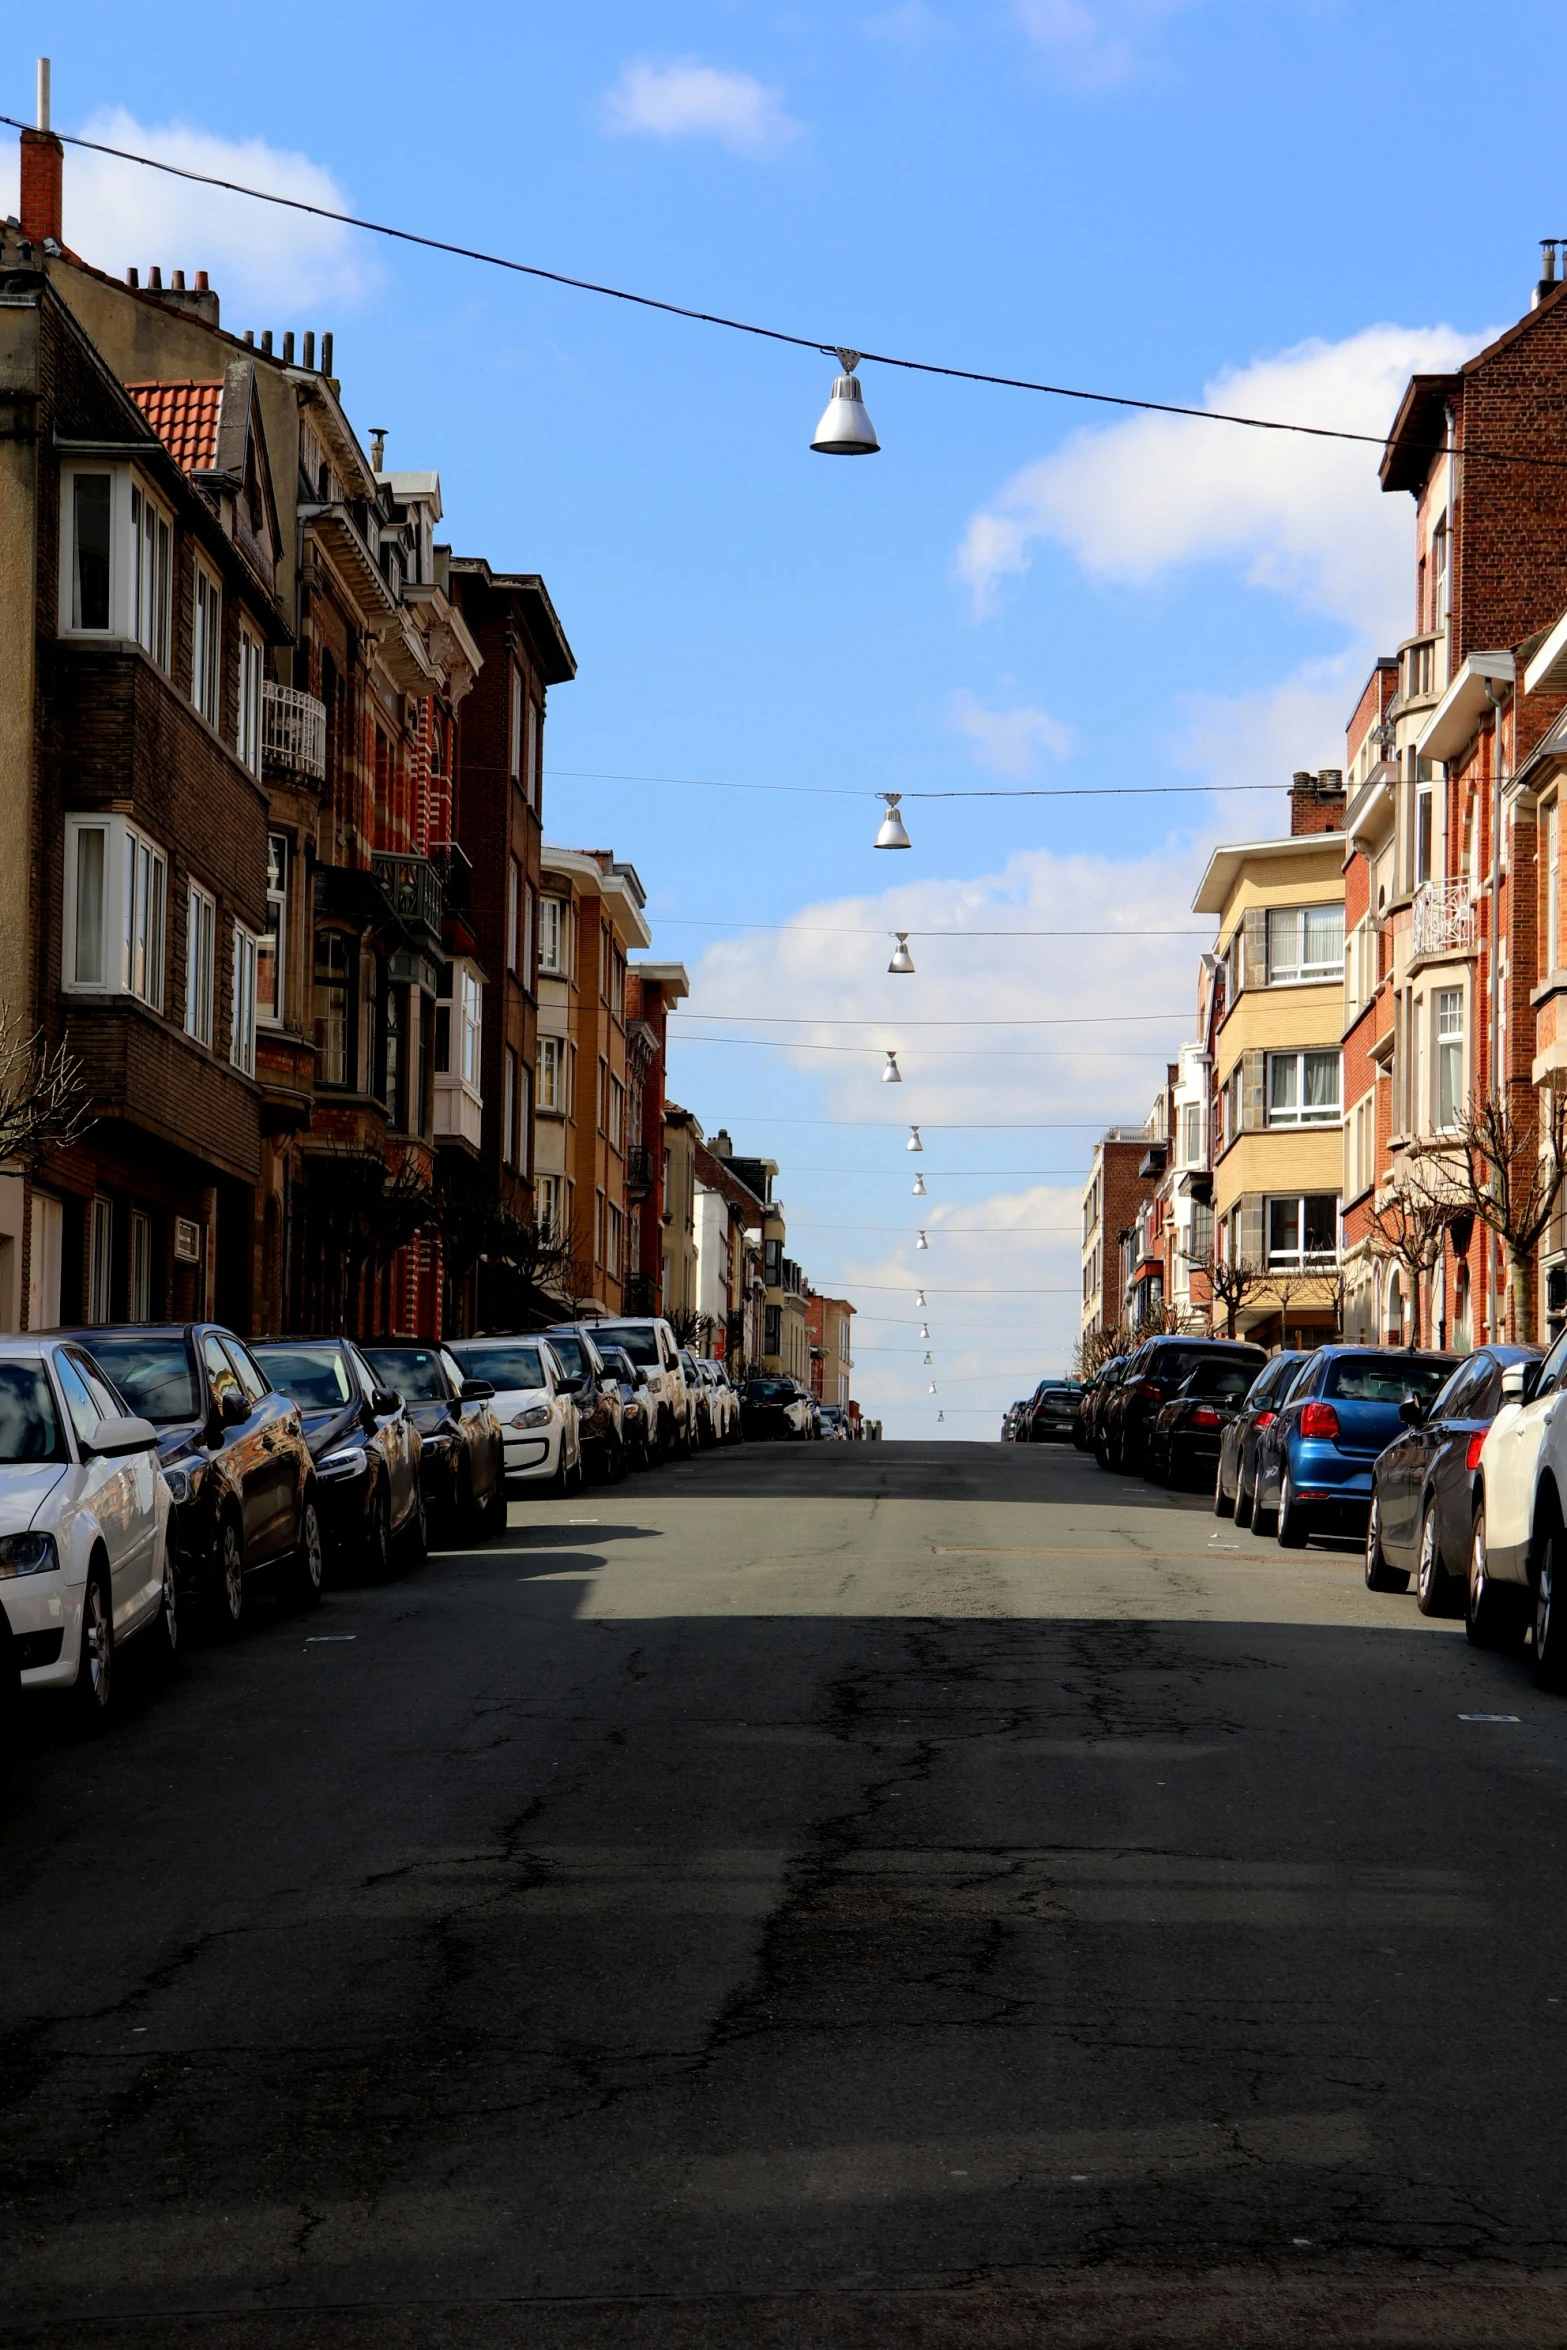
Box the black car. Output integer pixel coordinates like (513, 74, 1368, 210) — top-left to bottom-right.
(1215, 1352, 1309, 1524)
(1025, 1382, 1082, 1444)
(741, 1377, 813, 1440)
(252, 1338, 426, 1574)
(1145, 1354, 1263, 1488)
(1084, 1358, 1128, 1457)
(1100, 1338, 1266, 1473)
(358, 1343, 504, 1540)
(1365, 1344, 1543, 1611)
(543, 1325, 626, 1481)
(599, 1345, 654, 1470)
(62, 1323, 321, 1632)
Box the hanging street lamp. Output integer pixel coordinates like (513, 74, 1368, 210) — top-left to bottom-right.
(874, 793, 911, 850)
(882, 1050, 902, 1083)
(923, 1350, 933, 1365)
(915, 1289, 927, 1308)
(906, 1124, 923, 1151)
(912, 1173, 926, 1196)
(916, 1229, 930, 1251)
(811, 351, 880, 455)
(888, 932, 916, 974)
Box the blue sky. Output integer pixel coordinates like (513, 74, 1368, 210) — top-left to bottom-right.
(7, 3, 1563, 1429)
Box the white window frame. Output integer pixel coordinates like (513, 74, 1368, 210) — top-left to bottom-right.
(62, 815, 167, 1009)
(130, 479, 173, 668)
(1266, 1193, 1340, 1271)
(1266, 1048, 1342, 1128)
(1546, 797, 1561, 978)
(538, 1033, 562, 1112)
(59, 465, 174, 661)
(237, 626, 264, 775)
(192, 559, 222, 728)
(459, 966, 482, 1092)
(506, 857, 520, 973)
(185, 881, 216, 1047)
(1434, 986, 1464, 1132)
(231, 924, 259, 1076)
(536, 1172, 562, 1243)
(1267, 904, 1344, 986)
(538, 897, 565, 976)
(259, 833, 287, 1028)
(88, 1196, 113, 1325)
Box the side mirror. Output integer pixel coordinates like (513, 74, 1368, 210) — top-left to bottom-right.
(600, 1374, 618, 1395)
(459, 1378, 495, 1403)
(1398, 1393, 1426, 1427)
(220, 1388, 248, 1427)
(1501, 1362, 1531, 1402)
(90, 1413, 159, 1457)
(370, 1387, 401, 1417)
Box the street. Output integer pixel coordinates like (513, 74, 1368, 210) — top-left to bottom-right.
(5, 1439, 1567, 2347)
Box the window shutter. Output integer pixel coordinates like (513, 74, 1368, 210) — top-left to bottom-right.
(1240, 1195, 1265, 1269)
(1243, 908, 1268, 991)
(1241, 1048, 1266, 1132)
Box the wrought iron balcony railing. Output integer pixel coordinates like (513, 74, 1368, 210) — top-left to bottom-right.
(625, 1144, 655, 1196)
(1411, 878, 1475, 960)
(262, 682, 326, 781)
(429, 840, 472, 919)
(371, 852, 444, 948)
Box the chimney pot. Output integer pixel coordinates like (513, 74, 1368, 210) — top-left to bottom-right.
(126, 266, 138, 288)
(370, 427, 387, 471)
(171, 268, 185, 292)
(282, 330, 295, 364)
(149, 265, 162, 290)
(36, 57, 50, 134)
(303, 329, 315, 369)
(261, 329, 273, 356)
(195, 269, 208, 291)
(244, 329, 254, 347)
(320, 331, 334, 376)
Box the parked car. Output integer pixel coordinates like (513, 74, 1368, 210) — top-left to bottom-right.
(1025, 1381, 1082, 1444)
(358, 1344, 505, 1539)
(1072, 1374, 1109, 1452)
(819, 1405, 850, 1440)
(1002, 1401, 1027, 1442)
(597, 1345, 654, 1470)
(1468, 1326, 1567, 1674)
(68, 1323, 321, 1632)
(698, 1359, 743, 1445)
(0, 1337, 172, 1720)
(680, 1350, 717, 1447)
(1085, 1358, 1129, 1460)
(1215, 1352, 1309, 1525)
(741, 1376, 814, 1441)
(585, 1319, 694, 1459)
(252, 1338, 425, 1573)
(542, 1324, 627, 1480)
(1145, 1355, 1261, 1488)
(1252, 1345, 1458, 1546)
(1100, 1338, 1266, 1473)
(1365, 1345, 1541, 1611)
(444, 1336, 582, 1496)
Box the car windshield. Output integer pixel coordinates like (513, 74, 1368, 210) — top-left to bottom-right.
(252, 1345, 353, 1409)
(0, 1365, 68, 1463)
(746, 1379, 795, 1401)
(78, 1334, 199, 1422)
(1324, 1354, 1454, 1403)
(451, 1343, 546, 1392)
(593, 1323, 660, 1367)
(361, 1347, 450, 1402)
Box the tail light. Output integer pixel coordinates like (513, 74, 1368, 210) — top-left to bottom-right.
(1134, 1380, 1161, 1401)
(1190, 1405, 1221, 1429)
(1254, 1409, 1276, 1430)
(1300, 1400, 1340, 1440)
(1466, 1432, 1486, 1473)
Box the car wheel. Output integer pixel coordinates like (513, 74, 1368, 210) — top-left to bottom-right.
(294, 1494, 325, 1607)
(403, 1483, 428, 1564)
(1234, 1468, 1254, 1529)
(1468, 1504, 1526, 1651)
(1364, 1492, 1408, 1592)
(364, 1479, 392, 1579)
(1415, 1499, 1451, 1617)
(1214, 1464, 1234, 1519)
(1251, 1473, 1278, 1538)
(1276, 1470, 1310, 1548)
(153, 1550, 179, 1673)
(212, 1514, 247, 1638)
(1535, 1523, 1567, 1691)
(72, 1559, 114, 1724)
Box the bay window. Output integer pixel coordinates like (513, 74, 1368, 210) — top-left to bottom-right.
(231, 927, 258, 1076)
(1435, 988, 1464, 1131)
(185, 883, 216, 1046)
(313, 930, 354, 1088)
(258, 834, 287, 1026)
(1267, 1194, 1339, 1269)
(130, 483, 172, 667)
(1267, 905, 1343, 984)
(539, 897, 565, 976)
(538, 1034, 562, 1112)
(63, 816, 166, 1009)
(536, 1172, 562, 1243)
(1267, 1048, 1341, 1126)
(237, 627, 264, 774)
(71, 473, 112, 630)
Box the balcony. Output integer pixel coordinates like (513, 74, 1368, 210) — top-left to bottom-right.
(262, 683, 326, 782)
(1411, 879, 1475, 961)
(429, 840, 472, 919)
(626, 1143, 655, 1198)
(624, 1273, 658, 1313)
(434, 1074, 482, 1150)
(370, 852, 444, 951)
(1396, 629, 1447, 712)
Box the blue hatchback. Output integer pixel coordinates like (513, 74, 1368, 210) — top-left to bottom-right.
(1252, 1346, 1458, 1547)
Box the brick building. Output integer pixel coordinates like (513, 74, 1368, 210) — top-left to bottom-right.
(693, 1130, 767, 1364)
(623, 964, 689, 1313)
(1079, 1131, 1161, 1344)
(805, 1289, 855, 1410)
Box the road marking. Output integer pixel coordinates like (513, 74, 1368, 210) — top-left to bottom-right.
(1458, 1712, 1520, 1722)
(305, 1635, 357, 1644)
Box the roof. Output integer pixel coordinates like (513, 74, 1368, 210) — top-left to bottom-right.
(447, 557, 577, 684)
(1191, 830, 1345, 915)
(1381, 278, 1567, 495)
(125, 379, 223, 474)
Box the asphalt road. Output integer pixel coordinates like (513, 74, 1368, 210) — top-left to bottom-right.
(6, 1438, 1567, 2348)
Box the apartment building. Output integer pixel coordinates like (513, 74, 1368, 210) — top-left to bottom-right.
(693, 1130, 767, 1364)
(805, 1289, 856, 1409)
(1194, 776, 1347, 1347)
(661, 1103, 701, 1326)
(622, 966, 689, 1312)
(1079, 1130, 1160, 1341)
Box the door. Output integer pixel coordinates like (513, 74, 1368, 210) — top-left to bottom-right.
(1384, 1364, 1472, 1558)
(72, 1347, 162, 1621)
(1488, 1334, 1567, 1582)
(351, 1343, 412, 1530)
(54, 1351, 142, 1632)
(226, 1338, 302, 1558)
(202, 1333, 270, 1562)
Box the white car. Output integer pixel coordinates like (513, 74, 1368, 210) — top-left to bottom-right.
(590, 1318, 694, 1457)
(444, 1337, 581, 1497)
(1471, 1327, 1567, 1677)
(0, 1337, 173, 1719)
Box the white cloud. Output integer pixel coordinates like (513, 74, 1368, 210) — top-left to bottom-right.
(1175, 649, 1365, 822)
(956, 322, 1480, 644)
(951, 689, 1072, 777)
(1012, 0, 1196, 85)
(0, 109, 380, 321)
(602, 59, 802, 159)
(868, 1, 940, 39)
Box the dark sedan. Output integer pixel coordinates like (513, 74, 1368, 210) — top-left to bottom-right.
(1102, 1337, 1266, 1473)
(252, 1339, 425, 1574)
(1365, 1344, 1543, 1611)
(1145, 1355, 1262, 1488)
(1253, 1345, 1459, 1545)
(358, 1344, 504, 1541)
(1082, 1358, 1128, 1456)
(599, 1345, 654, 1470)
(741, 1377, 813, 1441)
(543, 1325, 626, 1481)
(1215, 1352, 1309, 1524)
(1025, 1382, 1082, 1444)
(62, 1323, 320, 1631)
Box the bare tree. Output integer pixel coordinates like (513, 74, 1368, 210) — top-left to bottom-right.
(1180, 1245, 1269, 1339)
(1444, 1089, 1567, 1345)
(304, 1144, 435, 1337)
(1363, 1167, 1455, 1348)
(667, 1305, 713, 1351)
(0, 1016, 93, 1169)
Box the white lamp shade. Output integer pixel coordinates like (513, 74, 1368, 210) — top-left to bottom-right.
(874, 794, 911, 850)
(888, 933, 916, 974)
(882, 1051, 901, 1083)
(812, 367, 880, 455)
(912, 1173, 926, 1195)
(906, 1125, 923, 1151)
(919, 1323, 930, 1338)
(916, 1230, 929, 1250)
(923, 1351, 933, 1365)
(915, 1290, 926, 1307)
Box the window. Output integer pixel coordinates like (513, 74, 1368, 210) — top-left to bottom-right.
(71, 473, 113, 630)
(237, 627, 264, 775)
(506, 858, 521, 973)
(607, 1202, 623, 1281)
(609, 946, 626, 1019)
(1417, 784, 1434, 886)
(458, 967, 482, 1090)
(597, 1057, 608, 1134)
(130, 482, 172, 667)
(259, 834, 287, 1026)
(314, 930, 354, 1088)
(503, 1048, 517, 1167)
(536, 1172, 562, 1243)
(231, 926, 258, 1076)
(192, 562, 221, 727)
(129, 1210, 151, 1321)
(1267, 1194, 1339, 1269)
(539, 898, 565, 975)
(63, 817, 167, 1009)
(524, 885, 535, 988)
(1435, 987, 1463, 1131)
(1432, 517, 1449, 629)
(532, 703, 544, 812)
(1546, 801, 1561, 978)
(608, 1075, 625, 1152)
(185, 883, 216, 1046)
(1346, 1091, 1376, 1200)
(1267, 1049, 1341, 1126)
(594, 1188, 605, 1267)
(518, 1064, 531, 1178)
(538, 1034, 563, 1113)
(380, 976, 405, 1126)
(1267, 905, 1344, 984)
(1179, 1103, 1202, 1166)
(88, 1197, 113, 1326)
(509, 667, 524, 785)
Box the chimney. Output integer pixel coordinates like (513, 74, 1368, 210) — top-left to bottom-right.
(712, 1129, 733, 1159)
(303, 329, 315, 369)
(1536, 239, 1562, 311)
(369, 427, 387, 472)
(1289, 768, 1347, 836)
(20, 60, 63, 250)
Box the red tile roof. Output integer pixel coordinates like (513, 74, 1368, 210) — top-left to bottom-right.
(125, 380, 224, 474)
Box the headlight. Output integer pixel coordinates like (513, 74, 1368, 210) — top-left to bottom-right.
(160, 1464, 196, 1506)
(511, 1405, 552, 1430)
(0, 1530, 59, 1578)
(317, 1445, 369, 1481)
